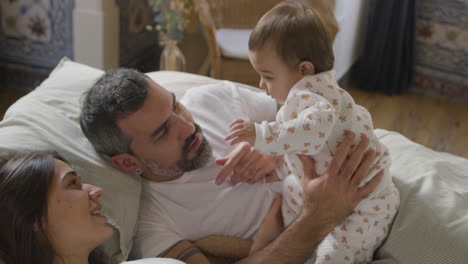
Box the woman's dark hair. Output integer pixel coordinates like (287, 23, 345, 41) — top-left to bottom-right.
(0, 151, 105, 264)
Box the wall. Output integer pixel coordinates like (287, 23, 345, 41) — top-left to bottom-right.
(117, 0, 159, 72)
(333, 0, 369, 81)
(73, 0, 119, 70)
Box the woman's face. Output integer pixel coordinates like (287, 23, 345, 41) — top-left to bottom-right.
(45, 159, 113, 256)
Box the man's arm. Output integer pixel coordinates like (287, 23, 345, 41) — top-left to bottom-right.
(237, 132, 383, 264)
(158, 240, 210, 264)
(155, 211, 328, 264)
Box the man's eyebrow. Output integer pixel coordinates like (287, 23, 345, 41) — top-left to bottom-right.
(149, 93, 176, 139)
(259, 69, 273, 74)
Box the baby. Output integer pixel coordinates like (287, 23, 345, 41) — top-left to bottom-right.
(225, 1, 399, 263)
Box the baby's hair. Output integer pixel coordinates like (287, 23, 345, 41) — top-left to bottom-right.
(249, 0, 334, 73)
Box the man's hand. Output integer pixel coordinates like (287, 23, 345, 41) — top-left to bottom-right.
(225, 119, 256, 146)
(299, 132, 383, 230)
(236, 132, 383, 264)
(216, 142, 279, 185)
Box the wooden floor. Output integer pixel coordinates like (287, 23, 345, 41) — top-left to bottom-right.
(1, 86, 467, 158)
(347, 88, 468, 159)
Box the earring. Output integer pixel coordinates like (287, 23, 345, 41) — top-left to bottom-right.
(135, 168, 143, 175)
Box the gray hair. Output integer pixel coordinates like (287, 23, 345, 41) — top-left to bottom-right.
(80, 68, 149, 157)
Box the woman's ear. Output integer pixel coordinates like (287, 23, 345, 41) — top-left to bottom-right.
(299, 61, 315, 76)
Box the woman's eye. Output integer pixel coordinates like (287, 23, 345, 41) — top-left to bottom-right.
(69, 178, 82, 188)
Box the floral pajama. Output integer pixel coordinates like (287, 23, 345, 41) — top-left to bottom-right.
(254, 70, 400, 263)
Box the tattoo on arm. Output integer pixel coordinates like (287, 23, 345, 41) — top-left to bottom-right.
(158, 240, 208, 264)
(177, 246, 203, 262)
(159, 240, 184, 257)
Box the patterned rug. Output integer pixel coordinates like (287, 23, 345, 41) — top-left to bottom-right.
(0, 0, 159, 91)
(412, 0, 468, 101)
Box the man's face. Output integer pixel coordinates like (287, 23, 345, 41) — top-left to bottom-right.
(116, 79, 211, 181)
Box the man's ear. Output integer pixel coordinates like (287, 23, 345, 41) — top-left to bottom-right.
(299, 61, 315, 76)
(111, 153, 142, 175)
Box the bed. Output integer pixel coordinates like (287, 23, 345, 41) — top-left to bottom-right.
(0, 59, 467, 264)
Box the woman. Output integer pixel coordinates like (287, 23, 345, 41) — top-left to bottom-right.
(0, 152, 183, 264)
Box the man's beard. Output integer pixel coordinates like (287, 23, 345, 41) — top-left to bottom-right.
(141, 123, 212, 179)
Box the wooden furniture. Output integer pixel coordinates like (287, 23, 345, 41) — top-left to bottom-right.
(194, 0, 338, 86)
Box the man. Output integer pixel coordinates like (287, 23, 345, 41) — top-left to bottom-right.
(80, 69, 381, 263)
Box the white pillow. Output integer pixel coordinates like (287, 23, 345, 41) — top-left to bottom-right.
(372, 129, 468, 263)
(215, 28, 252, 60)
(145, 70, 262, 100)
(0, 58, 141, 262)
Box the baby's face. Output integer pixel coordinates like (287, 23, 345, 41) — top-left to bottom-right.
(249, 42, 302, 104)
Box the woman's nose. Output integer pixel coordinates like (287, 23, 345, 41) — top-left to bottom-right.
(87, 184, 103, 200)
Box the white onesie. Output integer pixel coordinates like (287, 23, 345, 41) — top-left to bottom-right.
(254, 70, 400, 263)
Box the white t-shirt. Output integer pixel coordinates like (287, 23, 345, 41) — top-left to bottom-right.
(131, 82, 282, 258)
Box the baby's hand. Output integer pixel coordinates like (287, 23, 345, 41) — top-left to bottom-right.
(225, 119, 256, 146)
